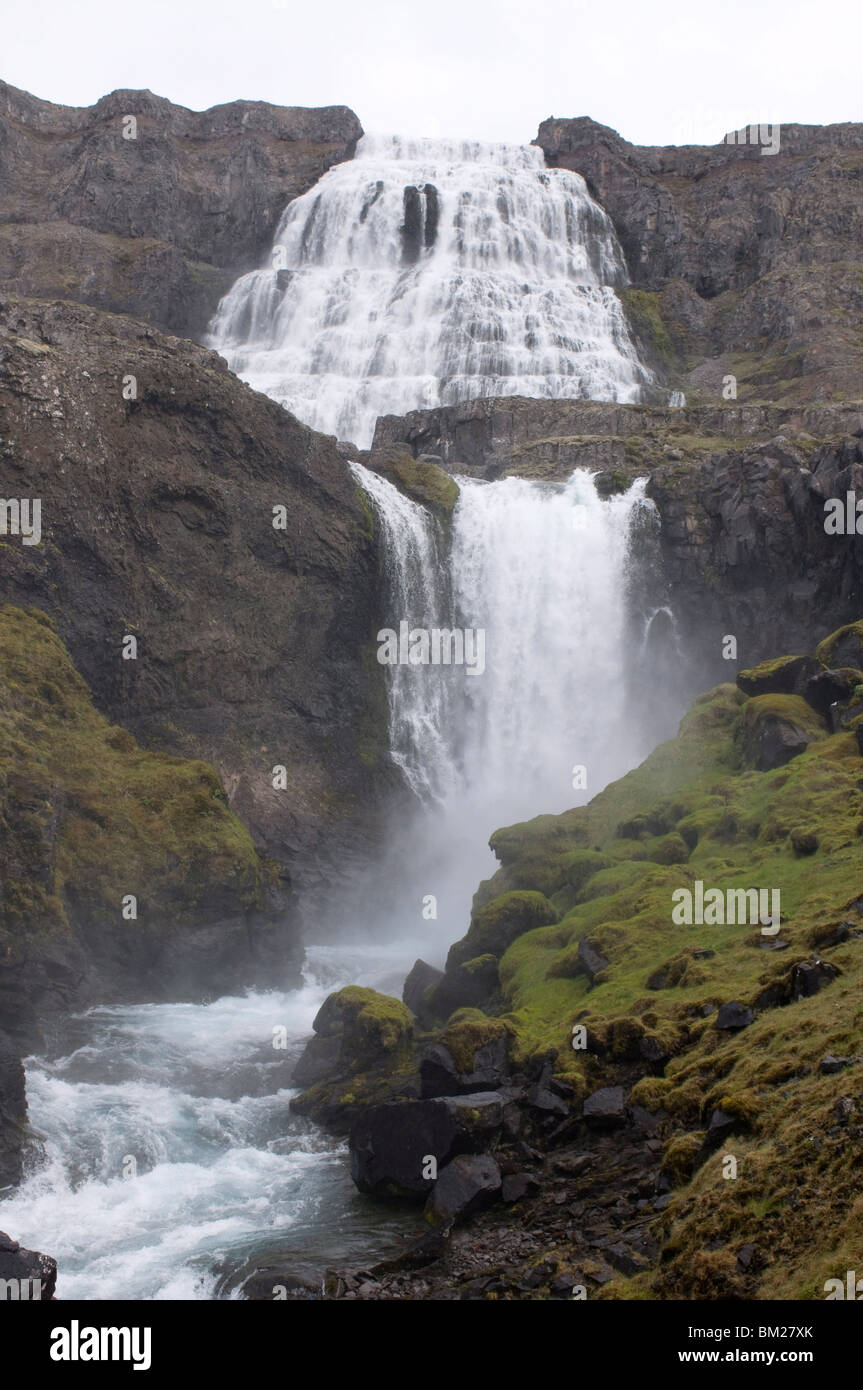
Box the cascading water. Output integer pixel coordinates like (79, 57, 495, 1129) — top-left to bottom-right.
(208, 134, 650, 447)
(344, 463, 675, 945)
(4, 137, 685, 1302)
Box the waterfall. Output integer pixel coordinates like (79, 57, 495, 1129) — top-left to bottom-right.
(354, 463, 658, 831)
(208, 134, 650, 447)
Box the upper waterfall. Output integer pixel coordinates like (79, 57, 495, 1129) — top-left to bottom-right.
(208, 134, 650, 447)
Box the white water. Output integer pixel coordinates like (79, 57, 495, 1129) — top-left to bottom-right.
(208, 133, 649, 447)
(2, 946, 422, 1300)
(338, 463, 678, 951)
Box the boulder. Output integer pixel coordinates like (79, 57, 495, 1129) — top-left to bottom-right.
(349, 1092, 504, 1199)
(791, 958, 839, 1000)
(501, 1171, 541, 1202)
(292, 987, 412, 1088)
(583, 1085, 627, 1130)
(445, 891, 559, 971)
(429, 954, 499, 1015)
(420, 1028, 510, 1099)
(425, 1154, 502, 1227)
(739, 695, 826, 771)
(0, 1231, 57, 1299)
(715, 1002, 756, 1031)
(736, 655, 822, 699)
(402, 959, 443, 1018)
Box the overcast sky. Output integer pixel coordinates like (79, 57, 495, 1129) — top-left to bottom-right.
(4, 0, 862, 146)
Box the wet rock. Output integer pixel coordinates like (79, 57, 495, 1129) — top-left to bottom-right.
(349, 1092, 504, 1199)
(420, 1032, 510, 1099)
(0, 1230, 57, 1299)
(715, 1001, 756, 1031)
(402, 959, 443, 1018)
(292, 987, 413, 1088)
(704, 1108, 737, 1150)
(583, 1085, 627, 1131)
(425, 1154, 502, 1227)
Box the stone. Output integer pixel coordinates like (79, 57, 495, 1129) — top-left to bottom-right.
(792, 959, 839, 1000)
(349, 1092, 504, 1199)
(425, 1154, 502, 1227)
(402, 960, 443, 1018)
(583, 1085, 627, 1130)
(420, 1033, 510, 1099)
(577, 937, 610, 982)
(501, 1172, 541, 1202)
(715, 1002, 756, 1031)
(820, 1054, 853, 1075)
(0, 1231, 57, 1299)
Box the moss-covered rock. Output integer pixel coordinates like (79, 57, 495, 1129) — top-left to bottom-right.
(737, 694, 828, 770)
(446, 890, 560, 971)
(293, 985, 413, 1089)
(369, 448, 460, 518)
(736, 654, 822, 698)
(816, 620, 863, 670)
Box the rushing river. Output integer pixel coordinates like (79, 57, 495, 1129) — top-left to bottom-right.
(2, 946, 423, 1300)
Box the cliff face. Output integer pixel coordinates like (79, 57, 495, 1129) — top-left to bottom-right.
(0, 606, 300, 1051)
(0, 82, 363, 337)
(373, 396, 863, 680)
(0, 295, 393, 889)
(536, 117, 863, 405)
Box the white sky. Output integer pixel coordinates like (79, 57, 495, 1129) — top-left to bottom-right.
(4, 0, 862, 147)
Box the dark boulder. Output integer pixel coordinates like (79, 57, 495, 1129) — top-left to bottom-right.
(583, 1085, 627, 1130)
(501, 1171, 541, 1202)
(736, 655, 822, 699)
(420, 1032, 510, 1099)
(292, 987, 412, 1088)
(349, 1092, 504, 1199)
(0, 1231, 57, 1299)
(792, 958, 839, 1000)
(425, 1154, 502, 1227)
(402, 959, 443, 1018)
(715, 1002, 756, 1031)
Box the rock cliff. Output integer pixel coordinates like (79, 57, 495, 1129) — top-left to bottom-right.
(0, 81, 362, 337)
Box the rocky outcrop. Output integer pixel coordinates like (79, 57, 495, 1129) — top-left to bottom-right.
(0, 81, 362, 337)
(535, 116, 863, 405)
(0, 606, 298, 1044)
(0, 295, 393, 890)
(373, 395, 863, 679)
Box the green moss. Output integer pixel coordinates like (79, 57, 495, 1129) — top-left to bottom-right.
(816, 620, 863, 667)
(438, 1015, 512, 1072)
(372, 449, 460, 518)
(321, 985, 413, 1054)
(446, 889, 560, 970)
(0, 605, 268, 937)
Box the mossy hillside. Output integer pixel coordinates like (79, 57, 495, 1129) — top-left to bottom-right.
(0, 605, 268, 936)
(469, 630, 863, 1297)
